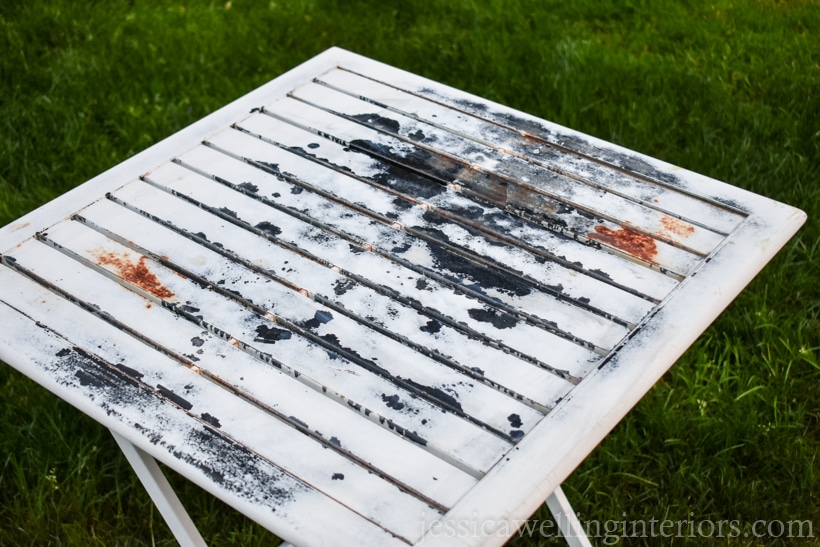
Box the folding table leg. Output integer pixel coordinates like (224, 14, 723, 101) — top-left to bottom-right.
(111, 430, 207, 547)
(545, 485, 592, 547)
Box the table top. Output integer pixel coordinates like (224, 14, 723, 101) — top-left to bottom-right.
(0, 48, 805, 546)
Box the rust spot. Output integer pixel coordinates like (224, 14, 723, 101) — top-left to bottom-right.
(94, 250, 175, 299)
(588, 225, 658, 263)
(660, 215, 695, 238)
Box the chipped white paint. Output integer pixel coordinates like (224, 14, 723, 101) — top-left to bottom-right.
(0, 48, 805, 546)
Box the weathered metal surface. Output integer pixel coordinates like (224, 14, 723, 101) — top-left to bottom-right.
(0, 48, 805, 546)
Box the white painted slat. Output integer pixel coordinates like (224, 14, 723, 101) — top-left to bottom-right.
(37, 219, 516, 472)
(57, 208, 544, 440)
(6, 238, 480, 508)
(0, 265, 433, 543)
(315, 68, 745, 235)
(262, 96, 703, 276)
(108, 181, 574, 410)
(166, 144, 603, 378)
(180, 140, 677, 304)
(206, 119, 630, 350)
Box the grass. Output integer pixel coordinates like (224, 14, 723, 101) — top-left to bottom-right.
(1, 0, 818, 545)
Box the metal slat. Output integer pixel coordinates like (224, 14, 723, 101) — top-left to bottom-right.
(0, 265, 432, 543)
(315, 68, 745, 236)
(108, 180, 575, 410)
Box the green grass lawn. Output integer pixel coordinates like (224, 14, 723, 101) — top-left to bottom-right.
(1, 0, 818, 545)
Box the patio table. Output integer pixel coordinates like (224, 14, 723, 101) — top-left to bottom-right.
(0, 48, 805, 546)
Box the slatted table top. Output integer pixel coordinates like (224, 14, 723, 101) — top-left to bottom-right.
(0, 48, 805, 546)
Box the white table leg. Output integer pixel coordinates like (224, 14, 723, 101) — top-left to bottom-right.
(111, 430, 207, 547)
(545, 485, 592, 547)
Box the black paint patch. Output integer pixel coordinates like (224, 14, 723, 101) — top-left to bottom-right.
(333, 278, 356, 296)
(415, 278, 430, 291)
(381, 393, 405, 411)
(156, 385, 193, 411)
(115, 363, 144, 381)
(508, 413, 523, 428)
(307, 142, 320, 149)
(391, 241, 412, 254)
(56, 348, 71, 357)
(402, 378, 463, 413)
(408, 129, 426, 141)
(329, 436, 342, 447)
(384, 419, 428, 446)
(237, 182, 259, 193)
(302, 310, 334, 330)
(332, 473, 345, 480)
(254, 324, 293, 344)
(255, 221, 282, 238)
(194, 232, 210, 242)
(75, 369, 104, 388)
(218, 207, 238, 218)
(288, 416, 309, 429)
(510, 429, 525, 441)
(351, 113, 401, 134)
(392, 196, 414, 211)
(418, 227, 532, 297)
(468, 308, 518, 329)
(201, 413, 222, 428)
(190, 336, 205, 347)
(420, 319, 442, 334)
(290, 185, 304, 195)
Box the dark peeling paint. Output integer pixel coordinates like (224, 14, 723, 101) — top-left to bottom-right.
(218, 207, 238, 218)
(509, 429, 525, 441)
(201, 413, 222, 428)
(255, 221, 282, 238)
(115, 363, 145, 381)
(419, 319, 442, 334)
(288, 415, 309, 429)
(332, 472, 345, 480)
(302, 310, 334, 330)
(381, 393, 405, 411)
(350, 112, 401, 134)
(157, 384, 194, 411)
(507, 413, 523, 428)
(190, 336, 205, 347)
(237, 182, 259, 194)
(333, 278, 356, 296)
(75, 369, 104, 388)
(467, 308, 518, 330)
(254, 324, 293, 344)
(401, 378, 463, 414)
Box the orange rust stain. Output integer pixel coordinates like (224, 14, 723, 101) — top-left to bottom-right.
(94, 250, 175, 299)
(588, 225, 658, 263)
(660, 215, 695, 237)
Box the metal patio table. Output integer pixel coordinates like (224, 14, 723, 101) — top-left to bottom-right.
(0, 48, 806, 546)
